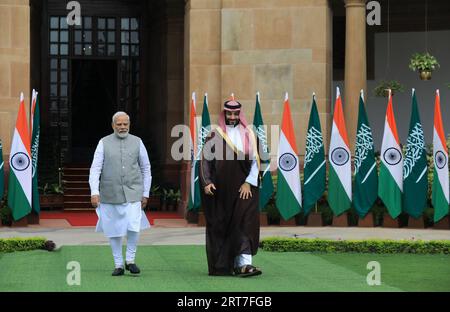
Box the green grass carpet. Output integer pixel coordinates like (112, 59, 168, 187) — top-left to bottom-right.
(0, 246, 449, 291)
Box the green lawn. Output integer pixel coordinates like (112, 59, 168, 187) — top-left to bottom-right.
(0, 245, 449, 291)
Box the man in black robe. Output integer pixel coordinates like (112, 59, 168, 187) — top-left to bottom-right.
(200, 99, 262, 277)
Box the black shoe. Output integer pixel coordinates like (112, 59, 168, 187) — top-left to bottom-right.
(125, 263, 141, 274)
(112, 267, 124, 276)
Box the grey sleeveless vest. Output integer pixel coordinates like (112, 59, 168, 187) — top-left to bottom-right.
(99, 133, 143, 204)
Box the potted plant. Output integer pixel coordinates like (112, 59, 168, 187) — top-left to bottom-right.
(373, 80, 404, 97)
(146, 185, 161, 211)
(0, 195, 12, 226)
(39, 183, 64, 209)
(409, 52, 440, 80)
(167, 189, 181, 211)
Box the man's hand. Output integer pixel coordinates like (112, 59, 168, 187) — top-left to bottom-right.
(91, 195, 100, 208)
(239, 182, 252, 200)
(204, 183, 216, 196)
(141, 197, 148, 209)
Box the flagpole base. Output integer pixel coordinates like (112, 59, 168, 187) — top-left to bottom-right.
(407, 216, 425, 229)
(259, 212, 268, 226)
(11, 217, 28, 227)
(27, 212, 40, 225)
(279, 217, 297, 226)
(382, 213, 400, 228)
(197, 211, 206, 227)
(306, 212, 323, 227)
(332, 213, 348, 227)
(433, 216, 450, 229)
(357, 213, 374, 227)
(185, 210, 199, 224)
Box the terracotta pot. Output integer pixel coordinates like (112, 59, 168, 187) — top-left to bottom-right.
(197, 211, 206, 226)
(419, 70, 432, 80)
(259, 212, 268, 226)
(39, 194, 64, 209)
(306, 212, 323, 227)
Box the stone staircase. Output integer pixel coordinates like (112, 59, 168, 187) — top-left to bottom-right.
(62, 164, 92, 210)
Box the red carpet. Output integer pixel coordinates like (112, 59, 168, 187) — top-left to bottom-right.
(40, 211, 183, 226)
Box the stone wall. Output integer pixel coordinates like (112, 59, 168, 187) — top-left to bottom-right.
(185, 0, 332, 165)
(0, 0, 30, 160)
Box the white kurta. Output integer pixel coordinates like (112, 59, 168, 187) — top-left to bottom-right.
(89, 137, 152, 238)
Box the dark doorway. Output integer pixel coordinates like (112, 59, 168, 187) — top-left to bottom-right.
(71, 59, 117, 163)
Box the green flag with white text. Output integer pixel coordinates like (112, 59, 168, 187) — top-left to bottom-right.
(303, 94, 325, 215)
(31, 90, 40, 213)
(253, 92, 274, 211)
(403, 89, 428, 219)
(353, 91, 378, 218)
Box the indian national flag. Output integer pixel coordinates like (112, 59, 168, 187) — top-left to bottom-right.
(432, 89, 449, 222)
(378, 90, 403, 218)
(8, 92, 32, 221)
(328, 87, 352, 216)
(276, 92, 301, 220)
(188, 92, 201, 210)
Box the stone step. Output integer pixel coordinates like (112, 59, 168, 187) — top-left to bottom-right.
(64, 201, 93, 209)
(64, 195, 91, 202)
(62, 174, 89, 182)
(64, 181, 90, 188)
(64, 188, 91, 195)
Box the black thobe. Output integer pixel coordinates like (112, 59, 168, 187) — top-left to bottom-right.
(200, 129, 260, 276)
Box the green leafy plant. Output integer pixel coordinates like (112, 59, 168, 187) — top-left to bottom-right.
(0, 201, 12, 226)
(0, 237, 48, 253)
(373, 80, 404, 97)
(150, 185, 162, 197)
(260, 237, 450, 254)
(409, 52, 440, 72)
(39, 183, 63, 195)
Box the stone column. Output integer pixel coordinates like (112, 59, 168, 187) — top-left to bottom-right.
(344, 0, 366, 150)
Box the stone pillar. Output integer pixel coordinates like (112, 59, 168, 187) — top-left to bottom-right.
(344, 0, 366, 150)
(0, 0, 30, 159)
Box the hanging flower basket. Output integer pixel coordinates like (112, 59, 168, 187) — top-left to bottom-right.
(409, 52, 440, 80)
(373, 80, 404, 97)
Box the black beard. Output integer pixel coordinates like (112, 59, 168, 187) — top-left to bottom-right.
(225, 119, 240, 127)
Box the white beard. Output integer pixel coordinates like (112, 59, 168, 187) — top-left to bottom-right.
(114, 130, 129, 139)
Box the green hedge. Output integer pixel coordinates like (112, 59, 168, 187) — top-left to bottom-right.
(0, 237, 47, 253)
(260, 237, 450, 254)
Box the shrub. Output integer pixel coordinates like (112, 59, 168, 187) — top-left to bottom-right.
(0, 237, 51, 253)
(260, 237, 450, 254)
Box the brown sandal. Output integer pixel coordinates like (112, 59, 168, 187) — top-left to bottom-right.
(234, 265, 262, 278)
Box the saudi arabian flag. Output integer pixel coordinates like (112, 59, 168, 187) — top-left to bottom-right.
(378, 90, 403, 218)
(253, 92, 274, 211)
(353, 90, 378, 218)
(276, 92, 301, 220)
(303, 93, 325, 215)
(197, 93, 211, 157)
(31, 89, 40, 213)
(0, 139, 4, 200)
(328, 87, 352, 216)
(188, 92, 201, 211)
(432, 89, 449, 222)
(8, 92, 32, 221)
(403, 89, 428, 218)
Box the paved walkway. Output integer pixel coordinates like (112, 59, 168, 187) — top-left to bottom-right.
(1, 218, 449, 247)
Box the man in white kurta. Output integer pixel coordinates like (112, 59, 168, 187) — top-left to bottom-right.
(89, 111, 151, 276)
